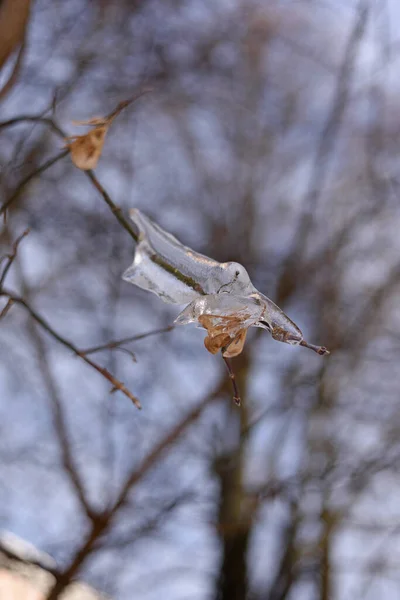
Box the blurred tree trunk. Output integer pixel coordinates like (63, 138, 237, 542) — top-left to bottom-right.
(213, 351, 253, 600)
(266, 504, 298, 600)
(0, 0, 31, 99)
(0, 0, 30, 69)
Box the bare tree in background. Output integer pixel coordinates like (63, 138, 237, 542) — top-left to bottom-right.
(1, 1, 400, 599)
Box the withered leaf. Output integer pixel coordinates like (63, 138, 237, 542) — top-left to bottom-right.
(65, 91, 151, 171)
(199, 314, 249, 358)
(65, 125, 108, 171)
(222, 329, 247, 358)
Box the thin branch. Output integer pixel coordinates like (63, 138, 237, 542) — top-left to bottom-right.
(83, 170, 138, 242)
(1, 149, 69, 219)
(222, 356, 241, 406)
(0, 297, 13, 319)
(0, 228, 29, 288)
(299, 340, 330, 355)
(111, 346, 137, 362)
(93, 491, 195, 551)
(81, 325, 175, 355)
(0, 115, 65, 136)
(104, 87, 153, 122)
(0, 288, 142, 409)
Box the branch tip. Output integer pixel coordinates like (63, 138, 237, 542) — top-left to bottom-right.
(300, 340, 330, 356)
(222, 355, 242, 406)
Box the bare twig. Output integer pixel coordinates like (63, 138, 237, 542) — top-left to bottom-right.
(0, 115, 65, 136)
(1, 149, 69, 220)
(0, 228, 29, 288)
(0, 288, 142, 409)
(92, 491, 195, 551)
(0, 297, 13, 319)
(222, 355, 241, 406)
(81, 325, 175, 355)
(104, 87, 153, 122)
(300, 340, 330, 356)
(83, 170, 138, 242)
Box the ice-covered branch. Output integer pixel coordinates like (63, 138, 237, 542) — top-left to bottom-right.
(123, 210, 329, 361)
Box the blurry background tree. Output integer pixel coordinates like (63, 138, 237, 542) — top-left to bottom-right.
(1, 0, 400, 599)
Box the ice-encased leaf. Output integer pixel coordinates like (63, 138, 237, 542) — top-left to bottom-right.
(175, 294, 264, 327)
(122, 209, 255, 304)
(122, 209, 329, 358)
(175, 294, 262, 357)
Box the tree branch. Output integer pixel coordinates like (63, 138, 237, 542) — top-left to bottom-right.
(0, 288, 142, 408)
(80, 325, 175, 355)
(1, 149, 69, 219)
(44, 381, 224, 600)
(0, 228, 29, 288)
(0, 113, 139, 242)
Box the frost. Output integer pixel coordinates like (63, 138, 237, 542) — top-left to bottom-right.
(123, 210, 329, 357)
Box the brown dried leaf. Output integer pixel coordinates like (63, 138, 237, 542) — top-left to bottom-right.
(204, 331, 232, 355)
(199, 314, 249, 357)
(222, 329, 247, 358)
(65, 90, 152, 171)
(65, 125, 108, 171)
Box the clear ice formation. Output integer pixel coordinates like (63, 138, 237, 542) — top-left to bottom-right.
(122, 209, 254, 304)
(123, 209, 329, 357)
